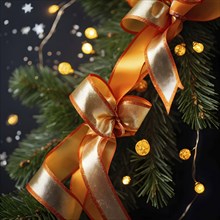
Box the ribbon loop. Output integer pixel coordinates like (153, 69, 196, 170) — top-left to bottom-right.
(120, 0, 220, 112)
(70, 74, 151, 137)
(121, 0, 170, 33)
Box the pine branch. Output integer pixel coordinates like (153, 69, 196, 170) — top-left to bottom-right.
(80, 0, 129, 23)
(128, 88, 178, 208)
(172, 21, 220, 129)
(6, 130, 59, 188)
(0, 190, 56, 220)
(9, 66, 83, 135)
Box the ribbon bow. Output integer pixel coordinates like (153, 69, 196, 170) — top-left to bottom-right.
(110, 0, 220, 112)
(27, 74, 151, 220)
(27, 1, 219, 219)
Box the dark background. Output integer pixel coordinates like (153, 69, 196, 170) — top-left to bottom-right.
(0, 1, 220, 219)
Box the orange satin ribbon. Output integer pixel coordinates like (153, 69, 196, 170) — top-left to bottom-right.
(111, 0, 220, 112)
(27, 1, 220, 219)
(27, 74, 151, 220)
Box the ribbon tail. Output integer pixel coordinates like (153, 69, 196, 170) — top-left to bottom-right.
(109, 26, 159, 102)
(26, 124, 89, 220)
(80, 135, 131, 220)
(145, 28, 183, 113)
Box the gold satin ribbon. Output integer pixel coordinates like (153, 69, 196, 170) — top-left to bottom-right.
(27, 75, 151, 220)
(27, 1, 220, 219)
(117, 0, 220, 112)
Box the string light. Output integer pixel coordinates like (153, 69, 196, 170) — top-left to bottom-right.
(58, 62, 74, 75)
(39, 0, 77, 66)
(48, 5, 59, 14)
(192, 42, 204, 53)
(135, 139, 150, 156)
(179, 130, 205, 220)
(7, 114, 18, 125)
(174, 43, 186, 56)
(194, 182, 205, 194)
(134, 79, 148, 92)
(179, 148, 191, 160)
(122, 176, 131, 185)
(81, 42, 94, 54)
(85, 27, 98, 39)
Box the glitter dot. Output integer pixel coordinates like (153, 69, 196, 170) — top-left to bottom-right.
(15, 135, 20, 141)
(70, 29, 76, 35)
(0, 152, 7, 160)
(5, 2, 12, 8)
(73, 24, 79, 30)
(6, 136, 12, 143)
(76, 32, 82, 37)
(56, 51, 61, 56)
(89, 57, 95, 62)
(39, 34, 44, 39)
(35, 76, 39, 80)
(27, 46, 32, 51)
(8, 88, 12, 93)
(77, 53, 83, 58)
(34, 46, 39, 51)
(47, 51, 52, 56)
(4, 20, 9, 25)
(23, 57, 28, 62)
(27, 61, 32, 65)
(53, 65, 58, 70)
(17, 130, 22, 135)
(0, 161, 7, 167)
(12, 29, 17, 34)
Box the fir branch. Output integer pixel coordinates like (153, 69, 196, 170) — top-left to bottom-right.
(173, 21, 220, 129)
(6, 130, 59, 188)
(0, 190, 56, 220)
(80, 0, 129, 23)
(128, 91, 178, 208)
(9, 66, 72, 107)
(9, 66, 83, 135)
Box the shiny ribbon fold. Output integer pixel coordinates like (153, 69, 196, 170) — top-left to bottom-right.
(27, 0, 220, 219)
(27, 74, 151, 220)
(118, 0, 220, 112)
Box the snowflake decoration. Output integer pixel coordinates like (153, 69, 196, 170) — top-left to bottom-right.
(32, 23, 45, 35)
(21, 26, 31, 35)
(22, 3, 33, 13)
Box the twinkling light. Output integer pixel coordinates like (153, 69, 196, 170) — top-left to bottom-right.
(85, 27, 98, 39)
(48, 5, 59, 14)
(122, 176, 131, 185)
(58, 62, 74, 75)
(7, 114, 18, 125)
(194, 182, 205, 194)
(81, 42, 94, 54)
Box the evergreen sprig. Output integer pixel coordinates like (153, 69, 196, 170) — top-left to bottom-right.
(6, 129, 59, 188)
(0, 190, 56, 220)
(173, 21, 220, 129)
